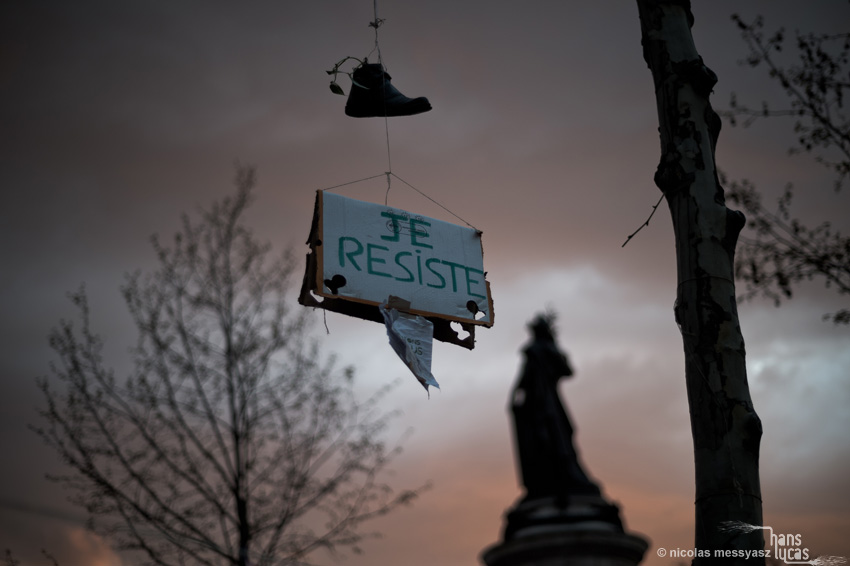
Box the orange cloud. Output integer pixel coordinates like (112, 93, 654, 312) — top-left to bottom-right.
(66, 528, 123, 566)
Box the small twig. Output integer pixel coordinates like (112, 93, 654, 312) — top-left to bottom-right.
(41, 550, 60, 566)
(622, 194, 665, 247)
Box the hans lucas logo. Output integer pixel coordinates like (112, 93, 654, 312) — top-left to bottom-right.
(720, 521, 847, 566)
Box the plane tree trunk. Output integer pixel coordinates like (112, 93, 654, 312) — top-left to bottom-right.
(635, 1, 765, 563)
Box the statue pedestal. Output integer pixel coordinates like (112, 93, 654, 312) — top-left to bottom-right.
(481, 496, 649, 566)
(481, 528, 649, 566)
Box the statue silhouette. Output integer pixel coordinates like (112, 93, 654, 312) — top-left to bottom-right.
(511, 315, 600, 501)
(504, 314, 623, 539)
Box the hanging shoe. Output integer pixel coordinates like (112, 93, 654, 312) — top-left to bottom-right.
(345, 63, 432, 118)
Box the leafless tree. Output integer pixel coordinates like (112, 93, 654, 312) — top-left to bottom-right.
(33, 166, 422, 566)
(721, 14, 850, 324)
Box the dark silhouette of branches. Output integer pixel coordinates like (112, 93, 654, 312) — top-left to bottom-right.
(723, 14, 849, 189)
(724, 174, 850, 324)
(721, 14, 850, 323)
(32, 166, 423, 566)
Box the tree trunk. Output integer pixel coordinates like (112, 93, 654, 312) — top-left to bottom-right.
(635, 1, 764, 563)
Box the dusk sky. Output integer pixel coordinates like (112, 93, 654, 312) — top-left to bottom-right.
(1, 1, 848, 565)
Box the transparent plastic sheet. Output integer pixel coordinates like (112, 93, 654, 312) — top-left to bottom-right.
(380, 304, 438, 392)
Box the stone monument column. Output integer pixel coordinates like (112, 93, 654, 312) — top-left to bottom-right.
(481, 315, 649, 566)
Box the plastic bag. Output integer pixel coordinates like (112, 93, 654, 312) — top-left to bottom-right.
(380, 304, 439, 392)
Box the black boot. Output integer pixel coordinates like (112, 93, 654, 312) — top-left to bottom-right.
(345, 63, 432, 118)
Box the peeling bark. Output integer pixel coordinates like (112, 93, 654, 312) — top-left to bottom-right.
(636, 1, 764, 563)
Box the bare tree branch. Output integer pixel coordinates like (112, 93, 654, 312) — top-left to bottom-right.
(32, 165, 424, 566)
(719, 15, 850, 324)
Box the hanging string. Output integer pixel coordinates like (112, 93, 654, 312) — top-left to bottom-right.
(321, 173, 387, 192)
(368, 0, 393, 198)
(390, 173, 478, 231)
(381, 107, 392, 181)
(369, 0, 385, 63)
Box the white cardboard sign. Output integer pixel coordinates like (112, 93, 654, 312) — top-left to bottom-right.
(315, 191, 493, 326)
